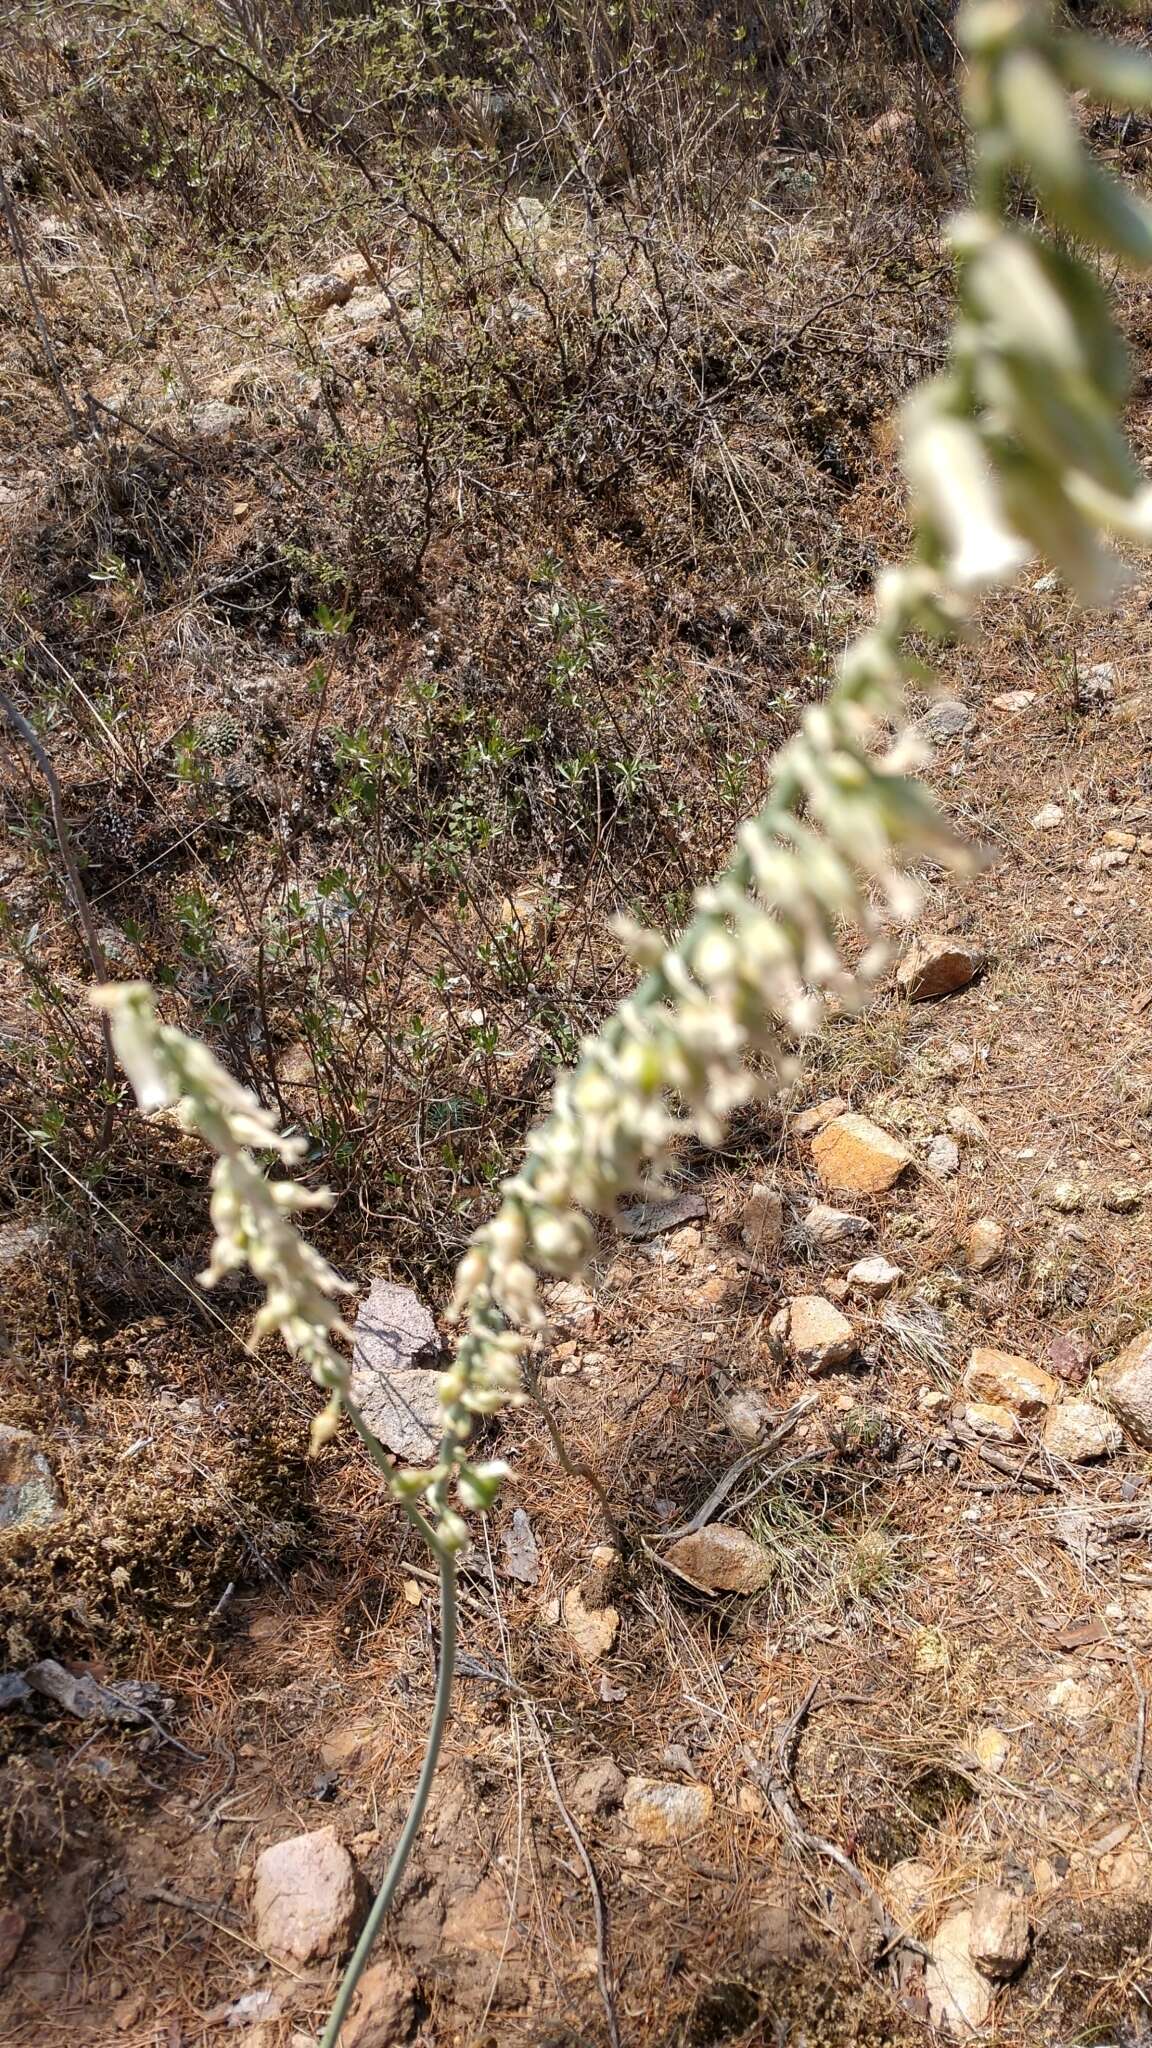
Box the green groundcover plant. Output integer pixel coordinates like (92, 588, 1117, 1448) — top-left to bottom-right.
(92, 4, 1152, 2037)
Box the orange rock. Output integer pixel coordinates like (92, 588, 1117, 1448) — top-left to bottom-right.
(810, 1114, 913, 1195)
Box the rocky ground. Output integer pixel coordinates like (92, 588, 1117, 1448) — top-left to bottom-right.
(6, 64, 1152, 2048)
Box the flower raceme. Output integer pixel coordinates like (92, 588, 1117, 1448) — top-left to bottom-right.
(95, 2, 1152, 1558)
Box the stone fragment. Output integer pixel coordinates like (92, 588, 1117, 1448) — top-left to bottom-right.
(963, 1348, 1057, 1416)
(293, 270, 354, 313)
(968, 1886, 1029, 1981)
(1031, 801, 1064, 831)
(1047, 1331, 1091, 1383)
(1045, 1179, 1085, 1214)
(570, 1758, 625, 1816)
(622, 1777, 714, 1844)
(616, 1190, 707, 1239)
(884, 1859, 934, 1931)
(846, 1255, 902, 1298)
(189, 400, 244, 439)
(773, 1295, 857, 1374)
(965, 1218, 1005, 1272)
(501, 1507, 540, 1584)
(991, 689, 1036, 711)
(343, 1962, 416, 2048)
(792, 1097, 846, 1138)
(803, 1202, 873, 1248)
(562, 1586, 619, 1661)
(0, 1427, 60, 1532)
(1104, 1183, 1142, 1213)
(1101, 1330, 1152, 1448)
(350, 1281, 442, 1463)
(252, 1827, 365, 1965)
(924, 1910, 994, 2034)
(973, 1726, 1009, 1774)
(897, 934, 984, 1001)
(663, 1524, 773, 1593)
(723, 1388, 775, 1442)
(926, 1135, 961, 1179)
(0, 1909, 27, 1975)
(811, 1114, 914, 1195)
(947, 1105, 986, 1144)
(964, 1401, 1022, 1444)
(918, 698, 972, 740)
(739, 1184, 783, 1256)
(1042, 1401, 1123, 1462)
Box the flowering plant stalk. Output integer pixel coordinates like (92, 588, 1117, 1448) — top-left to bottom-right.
(92, 5, 1152, 2038)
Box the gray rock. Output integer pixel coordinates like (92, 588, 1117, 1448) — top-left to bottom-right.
(350, 1279, 444, 1462)
(0, 1426, 60, 1532)
(616, 1190, 706, 1239)
(189, 400, 244, 439)
(919, 698, 972, 739)
(252, 1826, 366, 1964)
(803, 1202, 873, 1249)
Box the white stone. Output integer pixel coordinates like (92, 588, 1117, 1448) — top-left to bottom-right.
(846, 1255, 902, 1298)
(925, 1134, 961, 1179)
(925, 1910, 993, 2033)
(252, 1827, 364, 1964)
(1042, 1401, 1123, 1462)
(1031, 801, 1064, 832)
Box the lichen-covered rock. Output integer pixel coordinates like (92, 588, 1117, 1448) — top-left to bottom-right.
(1101, 1330, 1152, 1447)
(663, 1524, 773, 1592)
(963, 1347, 1057, 1416)
(0, 1426, 60, 1532)
(811, 1115, 914, 1195)
(623, 1777, 714, 1844)
(1042, 1400, 1123, 1462)
(252, 1827, 365, 1964)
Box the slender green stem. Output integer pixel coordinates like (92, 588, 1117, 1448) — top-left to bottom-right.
(319, 1541, 458, 2048)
